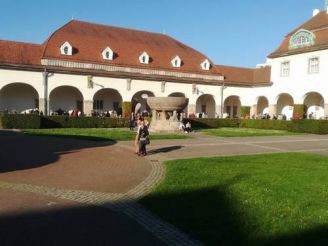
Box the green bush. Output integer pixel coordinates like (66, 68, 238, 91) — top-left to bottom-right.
(122, 101, 132, 117)
(0, 114, 41, 129)
(288, 120, 328, 134)
(41, 116, 129, 128)
(293, 104, 306, 118)
(240, 119, 290, 130)
(183, 118, 241, 129)
(240, 106, 251, 118)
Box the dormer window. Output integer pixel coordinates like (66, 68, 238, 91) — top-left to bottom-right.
(102, 47, 114, 60)
(139, 52, 150, 64)
(289, 29, 316, 50)
(171, 56, 182, 68)
(60, 41, 73, 56)
(201, 59, 211, 70)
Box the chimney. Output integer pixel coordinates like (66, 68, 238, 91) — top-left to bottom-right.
(313, 9, 320, 16)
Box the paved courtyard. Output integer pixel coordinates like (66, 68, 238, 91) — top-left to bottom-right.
(1, 130, 328, 245)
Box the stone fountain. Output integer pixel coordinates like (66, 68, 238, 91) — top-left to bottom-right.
(146, 97, 189, 132)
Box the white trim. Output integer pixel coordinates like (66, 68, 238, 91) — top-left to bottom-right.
(139, 51, 150, 64)
(102, 47, 114, 60)
(201, 59, 211, 70)
(41, 58, 224, 81)
(171, 56, 182, 68)
(60, 42, 73, 56)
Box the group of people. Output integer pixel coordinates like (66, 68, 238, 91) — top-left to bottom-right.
(91, 110, 120, 118)
(129, 112, 150, 156)
(179, 121, 192, 133)
(135, 117, 150, 156)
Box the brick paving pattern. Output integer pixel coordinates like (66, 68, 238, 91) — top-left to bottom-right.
(0, 131, 200, 246)
(3, 130, 328, 245)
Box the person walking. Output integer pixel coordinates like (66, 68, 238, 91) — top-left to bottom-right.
(137, 119, 149, 156)
(134, 117, 142, 154)
(129, 112, 136, 131)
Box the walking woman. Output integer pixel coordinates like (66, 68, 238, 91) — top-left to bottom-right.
(135, 117, 142, 154)
(137, 118, 149, 156)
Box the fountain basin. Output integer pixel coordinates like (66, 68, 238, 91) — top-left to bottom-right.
(146, 97, 189, 111)
(146, 97, 189, 133)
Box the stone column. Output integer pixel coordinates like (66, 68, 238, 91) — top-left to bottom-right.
(39, 98, 46, 115)
(269, 104, 277, 117)
(216, 105, 222, 118)
(188, 104, 196, 117)
(84, 100, 93, 116)
(324, 104, 328, 119)
(250, 104, 257, 118)
(42, 70, 48, 115)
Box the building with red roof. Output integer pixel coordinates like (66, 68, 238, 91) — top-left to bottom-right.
(1, 3, 327, 120)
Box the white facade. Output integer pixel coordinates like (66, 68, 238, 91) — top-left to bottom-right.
(1, 9, 328, 119)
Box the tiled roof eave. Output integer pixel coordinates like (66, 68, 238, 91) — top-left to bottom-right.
(268, 44, 328, 58)
(40, 58, 224, 82)
(0, 62, 223, 85)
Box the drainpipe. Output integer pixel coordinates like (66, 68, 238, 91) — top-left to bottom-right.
(220, 80, 225, 119)
(42, 69, 48, 116)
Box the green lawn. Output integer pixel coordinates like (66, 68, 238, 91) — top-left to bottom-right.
(203, 127, 303, 137)
(23, 128, 191, 141)
(141, 153, 328, 245)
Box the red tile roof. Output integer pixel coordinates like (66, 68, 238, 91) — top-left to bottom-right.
(0, 40, 43, 67)
(42, 20, 220, 76)
(269, 10, 328, 58)
(215, 65, 271, 86)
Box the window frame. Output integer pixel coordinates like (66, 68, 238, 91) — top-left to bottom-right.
(308, 56, 319, 74)
(280, 61, 290, 77)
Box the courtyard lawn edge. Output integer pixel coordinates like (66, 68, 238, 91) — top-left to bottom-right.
(141, 153, 328, 245)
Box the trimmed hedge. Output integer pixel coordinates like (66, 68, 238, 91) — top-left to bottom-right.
(183, 118, 241, 129)
(288, 120, 328, 134)
(293, 104, 306, 119)
(0, 114, 41, 129)
(2, 114, 328, 135)
(41, 116, 129, 128)
(122, 101, 132, 118)
(0, 115, 129, 129)
(240, 119, 290, 130)
(185, 118, 291, 130)
(240, 106, 251, 118)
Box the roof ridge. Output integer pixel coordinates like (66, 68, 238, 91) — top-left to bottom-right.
(0, 39, 41, 46)
(69, 19, 167, 37)
(286, 10, 327, 37)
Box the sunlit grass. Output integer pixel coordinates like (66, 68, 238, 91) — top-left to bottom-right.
(142, 153, 328, 245)
(23, 128, 191, 141)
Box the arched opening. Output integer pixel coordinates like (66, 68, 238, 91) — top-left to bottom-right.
(196, 94, 215, 118)
(257, 96, 269, 116)
(303, 92, 324, 119)
(49, 86, 83, 115)
(224, 96, 241, 118)
(132, 90, 155, 116)
(93, 88, 123, 116)
(0, 83, 39, 113)
(277, 93, 294, 120)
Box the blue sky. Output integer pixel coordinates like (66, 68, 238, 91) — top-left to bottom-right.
(0, 0, 324, 67)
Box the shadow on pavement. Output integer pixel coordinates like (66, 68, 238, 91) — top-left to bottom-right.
(147, 145, 183, 155)
(0, 130, 115, 173)
(0, 202, 164, 246)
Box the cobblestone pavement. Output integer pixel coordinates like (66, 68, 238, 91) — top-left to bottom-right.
(3, 131, 328, 245)
(118, 133, 328, 161)
(0, 131, 200, 246)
